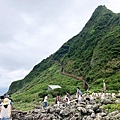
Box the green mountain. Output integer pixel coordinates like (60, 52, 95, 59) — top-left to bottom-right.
(8, 5, 120, 105)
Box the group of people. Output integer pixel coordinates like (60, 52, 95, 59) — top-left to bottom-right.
(42, 87, 82, 108)
(42, 80, 107, 108)
(0, 94, 12, 120)
(42, 92, 71, 108)
(56, 92, 71, 107)
(0, 87, 83, 119)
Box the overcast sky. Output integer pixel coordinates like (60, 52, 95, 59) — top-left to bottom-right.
(0, 0, 120, 95)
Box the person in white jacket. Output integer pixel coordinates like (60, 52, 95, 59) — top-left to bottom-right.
(43, 95, 48, 108)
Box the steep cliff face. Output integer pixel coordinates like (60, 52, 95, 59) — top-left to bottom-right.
(8, 5, 120, 97)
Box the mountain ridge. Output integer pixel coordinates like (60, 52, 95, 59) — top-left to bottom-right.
(8, 5, 120, 104)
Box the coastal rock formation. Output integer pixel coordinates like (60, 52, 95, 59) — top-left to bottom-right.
(12, 94, 120, 120)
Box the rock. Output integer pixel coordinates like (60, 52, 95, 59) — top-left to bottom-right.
(100, 112, 107, 117)
(92, 104, 100, 111)
(115, 99, 120, 104)
(91, 112, 95, 118)
(108, 110, 119, 117)
(11, 94, 120, 120)
(101, 98, 113, 104)
(86, 116, 94, 120)
(96, 113, 102, 120)
(77, 107, 87, 115)
(115, 113, 120, 119)
(88, 109, 94, 114)
(60, 107, 72, 117)
(70, 116, 76, 120)
(47, 107, 55, 113)
(25, 114, 33, 120)
(55, 107, 61, 114)
(86, 104, 92, 109)
(116, 95, 120, 98)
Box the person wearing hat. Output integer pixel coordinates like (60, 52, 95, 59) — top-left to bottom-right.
(0, 98, 12, 120)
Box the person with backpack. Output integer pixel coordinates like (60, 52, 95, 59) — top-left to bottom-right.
(76, 87, 82, 98)
(76, 87, 82, 103)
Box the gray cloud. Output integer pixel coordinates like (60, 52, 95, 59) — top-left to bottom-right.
(0, 0, 120, 95)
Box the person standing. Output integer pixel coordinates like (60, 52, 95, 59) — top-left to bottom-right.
(55, 93, 61, 107)
(76, 87, 82, 103)
(43, 95, 48, 108)
(76, 87, 82, 97)
(0, 98, 12, 120)
(103, 80, 106, 92)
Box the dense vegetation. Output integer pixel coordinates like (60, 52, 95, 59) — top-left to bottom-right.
(8, 5, 120, 111)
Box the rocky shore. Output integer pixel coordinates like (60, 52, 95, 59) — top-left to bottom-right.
(12, 93, 120, 120)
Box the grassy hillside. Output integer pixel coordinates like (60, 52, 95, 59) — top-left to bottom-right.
(8, 5, 120, 111)
(11, 63, 84, 111)
(53, 5, 120, 80)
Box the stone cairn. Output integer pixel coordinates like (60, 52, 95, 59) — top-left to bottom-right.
(12, 93, 120, 120)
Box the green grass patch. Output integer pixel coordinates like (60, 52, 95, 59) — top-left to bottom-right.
(101, 103, 120, 112)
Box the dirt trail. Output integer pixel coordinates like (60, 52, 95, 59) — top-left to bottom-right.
(57, 61, 89, 90)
